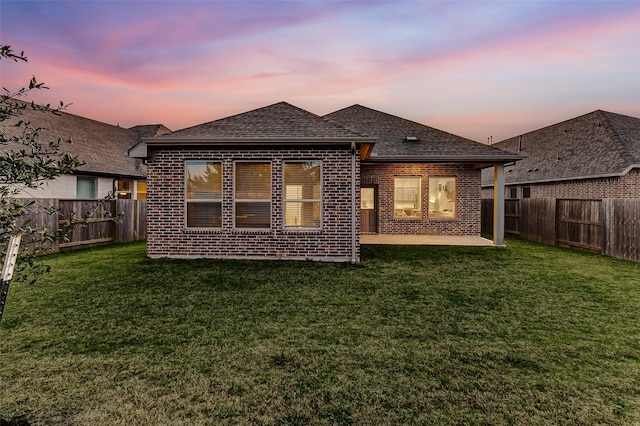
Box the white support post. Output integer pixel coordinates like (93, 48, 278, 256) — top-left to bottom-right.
(493, 164, 505, 247)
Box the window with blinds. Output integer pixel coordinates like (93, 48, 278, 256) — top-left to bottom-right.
(394, 176, 422, 218)
(284, 161, 321, 228)
(235, 162, 271, 228)
(185, 161, 222, 228)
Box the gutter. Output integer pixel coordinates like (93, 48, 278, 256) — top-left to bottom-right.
(364, 154, 523, 163)
(481, 164, 640, 188)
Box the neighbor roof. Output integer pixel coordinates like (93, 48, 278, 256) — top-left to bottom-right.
(1, 99, 147, 178)
(481, 110, 640, 186)
(324, 105, 522, 164)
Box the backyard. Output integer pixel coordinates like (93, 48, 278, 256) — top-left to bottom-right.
(1, 238, 639, 425)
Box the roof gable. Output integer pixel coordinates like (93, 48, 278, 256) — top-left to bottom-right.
(156, 102, 369, 140)
(324, 104, 520, 163)
(483, 110, 640, 185)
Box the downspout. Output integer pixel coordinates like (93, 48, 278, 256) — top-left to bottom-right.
(351, 142, 357, 264)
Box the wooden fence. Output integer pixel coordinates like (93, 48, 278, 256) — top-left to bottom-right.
(16, 199, 146, 253)
(482, 198, 640, 262)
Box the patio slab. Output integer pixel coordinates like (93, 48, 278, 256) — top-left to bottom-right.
(360, 234, 497, 246)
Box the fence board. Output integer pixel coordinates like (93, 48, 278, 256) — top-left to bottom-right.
(556, 199, 602, 252)
(603, 199, 640, 262)
(520, 198, 556, 244)
(12, 198, 146, 253)
(482, 197, 640, 262)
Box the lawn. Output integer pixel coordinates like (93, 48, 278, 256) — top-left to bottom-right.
(1, 238, 640, 425)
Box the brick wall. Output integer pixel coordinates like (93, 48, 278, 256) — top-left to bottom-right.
(362, 163, 481, 236)
(482, 168, 640, 199)
(147, 146, 360, 262)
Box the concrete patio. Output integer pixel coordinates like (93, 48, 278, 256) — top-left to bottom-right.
(360, 234, 497, 246)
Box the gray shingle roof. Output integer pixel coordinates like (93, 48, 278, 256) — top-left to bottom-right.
(0, 99, 147, 178)
(324, 105, 521, 163)
(153, 101, 370, 141)
(481, 110, 640, 186)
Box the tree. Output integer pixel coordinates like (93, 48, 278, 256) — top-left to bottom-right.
(0, 45, 107, 324)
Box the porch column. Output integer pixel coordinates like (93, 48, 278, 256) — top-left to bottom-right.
(493, 163, 505, 246)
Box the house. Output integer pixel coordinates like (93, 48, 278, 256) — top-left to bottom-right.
(133, 102, 521, 262)
(0, 99, 170, 199)
(481, 110, 640, 199)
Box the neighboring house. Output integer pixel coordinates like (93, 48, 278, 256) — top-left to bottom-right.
(0, 100, 170, 199)
(481, 110, 640, 199)
(132, 102, 520, 262)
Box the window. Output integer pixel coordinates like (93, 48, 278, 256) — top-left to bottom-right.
(429, 177, 456, 218)
(394, 177, 421, 218)
(116, 179, 133, 199)
(522, 185, 531, 199)
(284, 161, 321, 228)
(186, 161, 222, 228)
(235, 162, 271, 228)
(76, 177, 95, 198)
(509, 186, 518, 199)
(136, 181, 147, 200)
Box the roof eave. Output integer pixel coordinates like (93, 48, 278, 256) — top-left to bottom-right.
(364, 154, 524, 164)
(481, 164, 640, 187)
(131, 137, 377, 160)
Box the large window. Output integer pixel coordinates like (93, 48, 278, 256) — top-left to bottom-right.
(429, 177, 456, 218)
(394, 177, 422, 218)
(235, 162, 271, 228)
(186, 161, 222, 228)
(284, 161, 321, 228)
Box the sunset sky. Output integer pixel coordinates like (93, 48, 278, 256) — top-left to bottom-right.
(1, 0, 639, 142)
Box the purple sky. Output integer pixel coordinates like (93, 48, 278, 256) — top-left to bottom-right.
(1, 0, 639, 142)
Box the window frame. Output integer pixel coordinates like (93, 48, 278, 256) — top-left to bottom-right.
(184, 160, 223, 229)
(76, 176, 96, 199)
(428, 176, 457, 219)
(394, 176, 422, 219)
(283, 160, 322, 229)
(233, 161, 272, 229)
(509, 186, 518, 199)
(522, 185, 531, 199)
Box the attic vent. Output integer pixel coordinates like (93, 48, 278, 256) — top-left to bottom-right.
(404, 136, 418, 142)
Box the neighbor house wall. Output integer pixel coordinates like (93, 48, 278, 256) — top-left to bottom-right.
(361, 163, 481, 236)
(10, 175, 116, 199)
(147, 146, 360, 262)
(482, 168, 640, 199)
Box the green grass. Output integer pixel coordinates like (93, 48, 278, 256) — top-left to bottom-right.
(1, 239, 640, 425)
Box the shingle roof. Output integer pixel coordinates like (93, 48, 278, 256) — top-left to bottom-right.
(481, 110, 640, 186)
(153, 101, 371, 141)
(0, 99, 146, 178)
(324, 105, 521, 163)
(130, 124, 172, 139)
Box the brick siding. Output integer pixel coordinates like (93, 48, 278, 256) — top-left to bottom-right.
(482, 168, 640, 199)
(147, 146, 360, 262)
(362, 163, 481, 236)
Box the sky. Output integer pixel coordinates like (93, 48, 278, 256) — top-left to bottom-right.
(1, 0, 639, 143)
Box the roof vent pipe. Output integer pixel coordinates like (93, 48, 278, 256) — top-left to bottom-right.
(518, 135, 522, 152)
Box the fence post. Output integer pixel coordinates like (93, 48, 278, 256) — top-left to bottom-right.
(0, 234, 22, 325)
